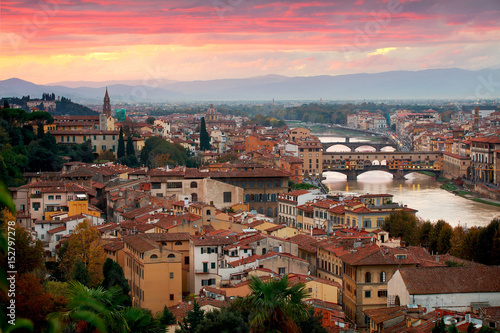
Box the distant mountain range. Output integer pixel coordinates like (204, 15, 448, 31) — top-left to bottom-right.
(1, 68, 499, 103)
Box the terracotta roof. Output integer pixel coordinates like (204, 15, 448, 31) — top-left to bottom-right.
(168, 299, 227, 321)
(102, 241, 124, 252)
(140, 232, 191, 242)
(47, 225, 66, 234)
(286, 189, 311, 196)
(364, 306, 405, 324)
(191, 235, 237, 246)
(481, 306, 500, 320)
(124, 234, 159, 253)
(288, 234, 318, 253)
(121, 205, 161, 219)
(155, 213, 200, 230)
(399, 266, 500, 294)
(338, 244, 421, 266)
(265, 225, 285, 232)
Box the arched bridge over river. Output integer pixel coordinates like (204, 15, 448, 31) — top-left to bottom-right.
(322, 151, 442, 180)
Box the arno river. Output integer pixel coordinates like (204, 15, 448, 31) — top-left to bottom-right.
(319, 135, 500, 227)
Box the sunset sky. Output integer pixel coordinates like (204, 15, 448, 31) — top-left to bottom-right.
(1, 0, 499, 84)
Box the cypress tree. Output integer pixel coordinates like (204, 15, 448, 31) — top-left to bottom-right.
(117, 126, 125, 158)
(200, 117, 211, 151)
(126, 136, 135, 156)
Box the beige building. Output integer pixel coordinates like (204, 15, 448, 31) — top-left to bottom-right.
(123, 234, 183, 313)
(149, 170, 244, 209)
(337, 245, 426, 330)
(442, 152, 470, 180)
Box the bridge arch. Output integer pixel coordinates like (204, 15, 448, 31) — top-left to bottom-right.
(381, 146, 396, 152)
(355, 145, 377, 152)
(326, 144, 351, 153)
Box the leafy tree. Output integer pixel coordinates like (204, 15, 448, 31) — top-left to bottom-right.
(196, 307, 249, 333)
(70, 140, 94, 163)
(432, 318, 446, 333)
(490, 224, 500, 265)
(3, 100, 9, 109)
(158, 305, 177, 326)
(10, 274, 58, 333)
(59, 220, 106, 287)
(176, 300, 205, 333)
(0, 217, 44, 275)
(102, 258, 131, 306)
(49, 281, 129, 333)
(436, 221, 453, 254)
(199, 117, 211, 151)
(141, 136, 193, 167)
(118, 155, 139, 168)
(216, 152, 239, 164)
(296, 307, 328, 333)
(242, 275, 310, 333)
(475, 219, 500, 264)
(98, 149, 116, 162)
(466, 323, 476, 333)
(117, 126, 125, 158)
(73, 260, 90, 286)
(383, 211, 419, 246)
(126, 136, 135, 156)
(417, 220, 433, 248)
(146, 117, 155, 125)
(122, 307, 163, 333)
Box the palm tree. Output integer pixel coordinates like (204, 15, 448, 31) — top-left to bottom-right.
(243, 275, 310, 333)
(121, 307, 163, 333)
(48, 281, 129, 333)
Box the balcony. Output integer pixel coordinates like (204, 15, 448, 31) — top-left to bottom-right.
(30, 193, 42, 199)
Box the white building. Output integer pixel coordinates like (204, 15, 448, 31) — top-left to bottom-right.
(387, 266, 500, 313)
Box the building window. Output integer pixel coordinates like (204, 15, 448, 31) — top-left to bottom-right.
(170, 294, 174, 301)
(184, 256, 189, 265)
(175, 241, 182, 245)
(380, 271, 386, 283)
(365, 272, 371, 283)
(223, 192, 231, 203)
(167, 182, 182, 189)
(151, 183, 161, 189)
(211, 262, 216, 269)
(249, 181, 255, 188)
(365, 315, 370, 327)
(48, 195, 54, 200)
(170, 272, 174, 279)
(378, 290, 387, 297)
(55, 195, 61, 200)
(258, 181, 263, 188)
(190, 182, 197, 188)
(167, 253, 175, 258)
(279, 267, 286, 275)
(365, 290, 371, 298)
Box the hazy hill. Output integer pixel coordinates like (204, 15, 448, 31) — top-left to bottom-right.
(2, 68, 499, 102)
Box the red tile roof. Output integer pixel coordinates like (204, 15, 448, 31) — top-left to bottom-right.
(364, 306, 405, 324)
(399, 266, 500, 294)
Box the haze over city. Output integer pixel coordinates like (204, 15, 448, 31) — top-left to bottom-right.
(1, 0, 500, 84)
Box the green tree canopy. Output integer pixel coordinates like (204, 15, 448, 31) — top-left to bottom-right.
(117, 126, 125, 158)
(199, 117, 211, 151)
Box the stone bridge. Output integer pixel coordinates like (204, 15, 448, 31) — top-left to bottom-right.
(321, 137, 397, 152)
(322, 151, 442, 180)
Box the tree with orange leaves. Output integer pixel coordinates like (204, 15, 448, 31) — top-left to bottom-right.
(59, 219, 106, 287)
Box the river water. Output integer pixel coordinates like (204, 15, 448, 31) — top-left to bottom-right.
(319, 135, 500, 227)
